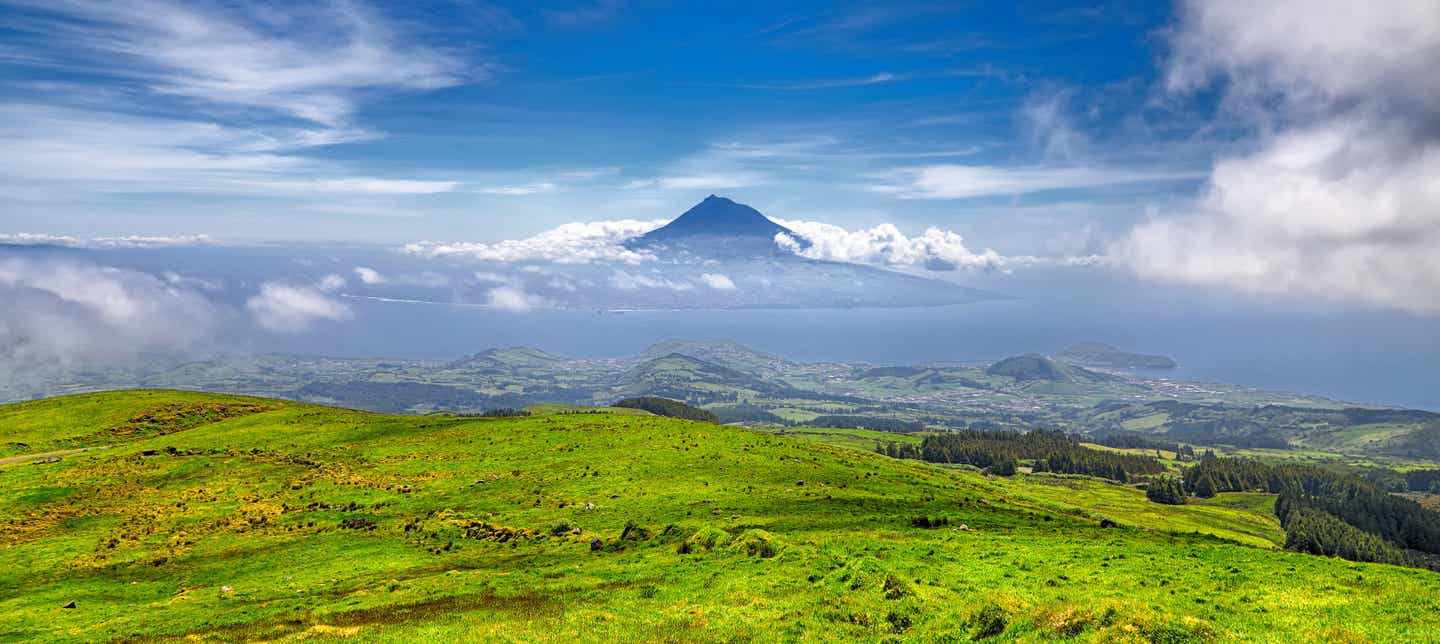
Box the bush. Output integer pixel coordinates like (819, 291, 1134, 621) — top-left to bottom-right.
(729, 529, 780, 558)
(966, 603, 1008, 640)
(910, 515, 950, 528)
(882, 573, 913, 600)
(679, 526, 731, 553)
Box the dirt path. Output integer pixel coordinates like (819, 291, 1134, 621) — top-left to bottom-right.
(0, 446, 108, 466)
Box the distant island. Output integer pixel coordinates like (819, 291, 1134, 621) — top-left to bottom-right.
(1055, 342, 1177, 370)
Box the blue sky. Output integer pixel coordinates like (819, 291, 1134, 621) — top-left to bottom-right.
(2, 0, 1438, 316)
(0, 1, 1206, 249)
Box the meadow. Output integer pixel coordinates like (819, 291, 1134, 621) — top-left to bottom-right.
(2, 391, 1439, 642)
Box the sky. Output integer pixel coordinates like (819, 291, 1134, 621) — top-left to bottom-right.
(1, 0, 1438, 321)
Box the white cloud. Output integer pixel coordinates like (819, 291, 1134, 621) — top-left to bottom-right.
(353, 266, 385, 285)
(609, 270, 694, 291)
(623, 174, 765, 190)
(477, 182, 558, 195)
(0, 2, 469, 207)
(773, 219, 1006, 271)
(0, 231, 213, 249)
(0, 255, 222, 368)
(699, 273, 736, 290)
(10, 1, 467, 126)
(1115, 0, 1440, 314)
(485, 285, 545, 313)
(245, 282, 352, 332)
(0, 104, 460, 197)
(866, 164, 1198, 200)
(403, 219, 667, 264)
(317, 274, 347, 291)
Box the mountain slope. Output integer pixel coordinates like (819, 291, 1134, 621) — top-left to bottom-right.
(1056, 342, 1177, 370)
(632, 195, 797, 244)
(2, 391, 1438, 641)
(986, 353, 1120, 384)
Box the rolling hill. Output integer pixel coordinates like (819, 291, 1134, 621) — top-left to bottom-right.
(2, 390, 1438, 641)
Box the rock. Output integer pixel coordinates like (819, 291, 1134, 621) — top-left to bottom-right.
(584, 502, 595, 510)
(589, 537, 604, 551)
(1100, 518, 1118, 528)
(959, 524, 970, 531)
(62, 600, 76, 609)
(221, 585, 234, 593)
(609, 493, 619, 499)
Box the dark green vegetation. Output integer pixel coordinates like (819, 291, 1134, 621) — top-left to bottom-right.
(8, 340, 1434, 468)
(1181, 458, 1440, 571)
(611, 396, 718, 422)
(4, 391, 1440, 641)
(1056, 342, 1177, 370)
(883, 429, 1167, 482)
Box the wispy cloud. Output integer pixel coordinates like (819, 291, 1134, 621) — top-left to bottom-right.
(5, 0, 468, 126)
(476, 182, 558, 195)
(542, 0, 624, 30)
(706, 72, 902, 91)
(0, 2, 472, 206)
(866, 164, 1200, 200)
(0, 104, 460, 197)
(0, 232, 214, 248)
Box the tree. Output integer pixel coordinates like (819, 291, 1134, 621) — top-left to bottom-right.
(1146, 476, 1187, 505)
(1193, 474, 1217, 498)
(990, 457, 1017, 477)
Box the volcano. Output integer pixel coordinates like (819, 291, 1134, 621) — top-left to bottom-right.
(626, 195, 806, 257)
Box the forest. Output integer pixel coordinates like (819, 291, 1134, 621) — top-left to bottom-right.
(878, 429, 1167, 482)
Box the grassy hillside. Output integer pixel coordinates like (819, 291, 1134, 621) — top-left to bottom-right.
(2, 391, 1439, 641)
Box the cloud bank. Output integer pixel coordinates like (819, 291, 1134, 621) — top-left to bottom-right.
(1114, 0, 1440, 314)
(774, 219, 1006, 271)
(0, 256, 222, 368)
(404, 219, 668, 264)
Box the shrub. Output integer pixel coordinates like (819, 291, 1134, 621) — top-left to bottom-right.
(910, 515, 950, 528)
(882, 573, 913, 600)
(966, 603, 1008, 640)
(729, 529, 781, 558)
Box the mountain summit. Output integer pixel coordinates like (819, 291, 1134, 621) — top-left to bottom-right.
(631, 195, 801, 248)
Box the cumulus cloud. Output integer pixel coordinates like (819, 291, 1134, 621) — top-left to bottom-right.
(773, 219, 1007, 271)
(0, 256, 222, 368)
(1114, 0, 1440, 314)
(353, 266, 385, 285)
(485, 286, 545, 313)
(699, 273, 736, 290)
(403, 219, 667, 264)
(245, 282, 352, 332)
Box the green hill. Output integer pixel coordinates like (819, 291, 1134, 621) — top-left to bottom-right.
(985, 353, 1119, 384)
(2, 391, 1438, 641)
(1056, 342, 1177, 370)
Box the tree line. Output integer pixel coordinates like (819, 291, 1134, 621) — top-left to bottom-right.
(878, 429, 1166, 482)
(1182, 456, 1440, 570)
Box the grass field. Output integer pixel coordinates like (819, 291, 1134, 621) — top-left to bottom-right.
(3, 391, 1439, 641)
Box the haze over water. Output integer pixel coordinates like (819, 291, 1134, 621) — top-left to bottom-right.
(254, 269, 1440, 411)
